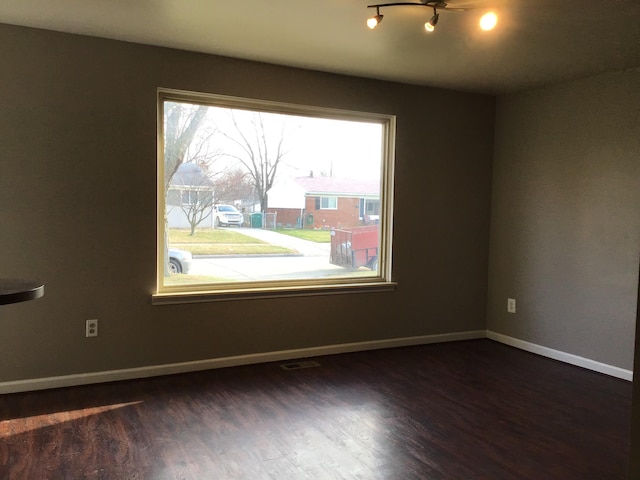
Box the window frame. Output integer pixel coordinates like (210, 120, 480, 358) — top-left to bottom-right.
(154, 88, 397, 304)
(320, 196, 338, 210)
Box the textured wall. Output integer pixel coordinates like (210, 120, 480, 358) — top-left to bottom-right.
(0, 23, 494, 384)
(487, 69, 640, 369)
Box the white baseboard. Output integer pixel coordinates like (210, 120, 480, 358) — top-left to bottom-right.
(2, 329, 629, 394)
(487, 330, 633, 381)
(0, 330, 486, 395)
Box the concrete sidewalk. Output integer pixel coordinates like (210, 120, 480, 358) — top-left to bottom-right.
(232, 227, 330, 257)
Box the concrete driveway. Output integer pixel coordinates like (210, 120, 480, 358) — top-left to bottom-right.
(230, 227, 330, 257)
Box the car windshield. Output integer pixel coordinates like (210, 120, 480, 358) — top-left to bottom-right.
(218, 205, 237, 212)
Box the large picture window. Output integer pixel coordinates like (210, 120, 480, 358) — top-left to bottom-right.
(155, 88, 396, 303)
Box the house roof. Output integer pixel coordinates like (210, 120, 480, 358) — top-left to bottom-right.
(293, 176, 379, 197)
(169, 163, 214, 188)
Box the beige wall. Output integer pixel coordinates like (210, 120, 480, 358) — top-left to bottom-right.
(3, 20, 640, 478)
(487, 69, 640, 369)
(0, 23, 494, 383)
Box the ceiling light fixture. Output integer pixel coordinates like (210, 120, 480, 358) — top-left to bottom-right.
(367, 7, 384, 29)
(424, 8, 439, 32)
(366, 1, 496, 33)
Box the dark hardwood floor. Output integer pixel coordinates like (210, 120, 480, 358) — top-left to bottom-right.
(0, 339, 632, 479)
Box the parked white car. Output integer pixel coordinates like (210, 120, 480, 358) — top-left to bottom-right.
(169, 248, 192, 274)
(214, 204, 244, 227)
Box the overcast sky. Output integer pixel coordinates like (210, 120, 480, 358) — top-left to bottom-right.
(200, 105, 384, 183)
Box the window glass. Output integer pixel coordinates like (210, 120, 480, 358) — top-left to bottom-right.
(156, 89, 395, 300)
(320, 197, 338, 209)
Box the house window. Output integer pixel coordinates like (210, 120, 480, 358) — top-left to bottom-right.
(182, 190, 196, 205)
(179, 189, 213, 206)
(167, 189, 181, 206)
(155, 88, 396, 303)
(320, 197, 337, 210)
(365, 200, 380, 215)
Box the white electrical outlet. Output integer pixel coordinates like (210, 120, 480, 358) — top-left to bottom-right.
(86, 319, 98, 337)
(507, 298, 516, 314)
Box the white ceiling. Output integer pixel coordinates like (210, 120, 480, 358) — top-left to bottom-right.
(1, 0, 639, 95)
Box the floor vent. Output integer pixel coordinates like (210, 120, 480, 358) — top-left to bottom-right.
(279, 360, 321, 370)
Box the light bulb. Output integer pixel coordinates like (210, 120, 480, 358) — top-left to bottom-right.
(479, 12, 498, 31)
(368, 10, 383, 29)
(425, 12, 439, 32)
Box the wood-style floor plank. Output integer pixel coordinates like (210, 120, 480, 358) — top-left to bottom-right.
(0, 339, 632, 479)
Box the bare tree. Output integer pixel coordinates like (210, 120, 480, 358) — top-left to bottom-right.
(162, 102, 209, 275)
(218, 111, 288, 211)
(166, 161, 217, 235)
(164, 102, 209, 188)
(179, 187, 215, 236)
(212, 168, 255, 205)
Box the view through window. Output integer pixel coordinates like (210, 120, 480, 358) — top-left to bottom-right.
(156, 89, 395, 298)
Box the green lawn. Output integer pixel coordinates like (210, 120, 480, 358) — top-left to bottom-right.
(274, 228, 331, 243)
(169, 228, 296, 255)
(169, 229, 265, 244)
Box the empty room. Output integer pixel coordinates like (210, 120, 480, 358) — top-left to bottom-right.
(1, 1, 639, 479)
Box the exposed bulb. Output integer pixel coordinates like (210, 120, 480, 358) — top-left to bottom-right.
(425, 13, 439, 32)
(367, 11, 383, 29)
(479, 12, 498, 31)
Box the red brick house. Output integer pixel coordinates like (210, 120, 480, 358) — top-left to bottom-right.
(266, 174, 380, 229)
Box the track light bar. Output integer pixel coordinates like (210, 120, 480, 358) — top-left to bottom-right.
(366, 2, 498, 33)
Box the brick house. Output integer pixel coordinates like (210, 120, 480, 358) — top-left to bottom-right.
(266, 174, 380, 229)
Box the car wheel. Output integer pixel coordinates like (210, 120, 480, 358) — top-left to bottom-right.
(169, 259, 182, 274)
(215, 217, 221, 227)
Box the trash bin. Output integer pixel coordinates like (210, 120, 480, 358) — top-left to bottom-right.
(251, 212, 263, 228)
